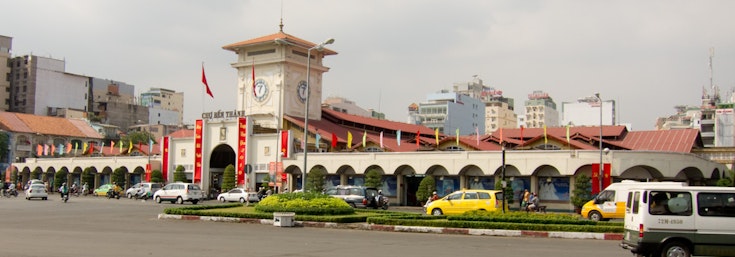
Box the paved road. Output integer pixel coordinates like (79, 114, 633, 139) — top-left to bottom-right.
(1, 194, 627, 257)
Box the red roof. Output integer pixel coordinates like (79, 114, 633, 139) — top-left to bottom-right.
(166, 129, 195, 139)
(610, 129, 700, 152)
(0, 112, 103, 139)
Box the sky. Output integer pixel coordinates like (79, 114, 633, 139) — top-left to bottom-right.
(3, 0, 735, 131)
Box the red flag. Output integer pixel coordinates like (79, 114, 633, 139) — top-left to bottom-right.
(415, 130, 420, 148)
(520, 125, 525, 145)
(201, 64, 214, 98)
(251, 59, 256, 97)
(331, 133, 337, 148)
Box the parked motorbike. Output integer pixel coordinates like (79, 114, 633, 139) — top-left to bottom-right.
(106, 189, 120, 199)
(134, 189, 149, 200)
(366, 193, 390, 210)
(3, 188, 18, 198)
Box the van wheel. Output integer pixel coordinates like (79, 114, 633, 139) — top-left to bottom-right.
(176, 196, 184, 204)
(431, 209, 443, 216)
(219, 197, 226, 203)
(155, 196, 162, 204)
(589, 211, 602, 221)
(349, 203, 356, 208)
(661, 241, 690, 257)
(239, 197, 245, 203)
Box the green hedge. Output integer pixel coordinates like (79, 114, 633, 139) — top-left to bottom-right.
(366, 217, 623, 233)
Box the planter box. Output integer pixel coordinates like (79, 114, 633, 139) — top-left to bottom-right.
(273, 212, 295, 227)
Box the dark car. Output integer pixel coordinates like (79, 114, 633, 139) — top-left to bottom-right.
(324, 186, 379, 208)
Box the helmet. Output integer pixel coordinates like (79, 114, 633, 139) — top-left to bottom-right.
(432, 191, 437, 195)
(378, 190, 383, 194)
(62, 182, 66, 186)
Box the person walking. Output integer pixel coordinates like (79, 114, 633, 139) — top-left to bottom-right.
(521, 189, 530, 209)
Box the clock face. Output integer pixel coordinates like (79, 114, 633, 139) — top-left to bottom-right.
(297, 80, 308, 103)
(254, 79, 269, 102)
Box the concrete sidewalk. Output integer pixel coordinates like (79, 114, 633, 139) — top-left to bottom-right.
(158, 213, 624, 241)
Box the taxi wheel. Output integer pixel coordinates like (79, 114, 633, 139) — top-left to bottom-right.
(588, 211, 602, 221)
(219, 197, 226, 203)
(239, 197, 245, 203)
(431, 209, 443, 216)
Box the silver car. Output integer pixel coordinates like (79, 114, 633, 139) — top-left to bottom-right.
(25, 184, 48, 200)
(216, 188, 258, 203)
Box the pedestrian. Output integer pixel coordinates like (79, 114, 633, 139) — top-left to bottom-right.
(522, 189, 530, 209)
(527, 192, 539, 212)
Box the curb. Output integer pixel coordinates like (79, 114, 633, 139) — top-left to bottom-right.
(158, 214, 623, 241)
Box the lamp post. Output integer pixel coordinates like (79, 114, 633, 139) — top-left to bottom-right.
(274, 37, 335, 192)
(594, 93, 603, 193)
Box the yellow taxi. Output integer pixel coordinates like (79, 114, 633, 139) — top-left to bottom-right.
(425, 189, 506, 215)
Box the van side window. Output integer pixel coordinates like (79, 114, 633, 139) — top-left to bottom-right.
(697, 193, 735, 217)
(478, 192, 491, 199)
(649, 191, 692, 216)
(632, 191, 640, 214)
(464, 192, 478, 200)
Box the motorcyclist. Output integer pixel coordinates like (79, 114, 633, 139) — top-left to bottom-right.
(82, 182, 89, 196)
(59, 182, 69, 200)
(136, 186, 147, 199)
(71, 183, 78, 195)
(375, 190, 384, 207)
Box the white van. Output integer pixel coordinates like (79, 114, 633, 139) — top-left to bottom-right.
(621, 186, 735, 257)
(581, 180, 686, 221)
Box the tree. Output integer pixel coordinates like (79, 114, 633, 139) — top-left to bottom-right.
(173, 165, 187, 183)
(54, 169, 69, 189)
(364, 169, 382, 188)
(306, 167, 326, 193)
(121, 131, 157, 145)
(221, 164, 236, 193)
(0, 132, 8, 164)
(150, 170, 164, 183)
(82, 167, 95, 187)
(571, 174, 593, 211)
(30, 169, 40, 180)
(416, 176, 436, 204)
(495, 179, 514, 205)
(112, 167, 126, 187)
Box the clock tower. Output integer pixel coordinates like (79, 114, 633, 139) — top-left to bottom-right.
(222, 28, 337, 130)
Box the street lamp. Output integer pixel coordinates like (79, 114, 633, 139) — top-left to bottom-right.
(274, 37, 335, 191)
(594, 93, 603, 193)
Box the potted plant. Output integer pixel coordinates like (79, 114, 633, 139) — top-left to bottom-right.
(570, 174, 593, 213)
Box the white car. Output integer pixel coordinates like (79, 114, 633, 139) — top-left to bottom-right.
(217, 188, 258, 203)
(153, 182, 202, 204)
(25, 184, 48, 200)
(125, 182, 162, 199)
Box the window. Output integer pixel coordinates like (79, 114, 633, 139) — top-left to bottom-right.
(478, 192, 491, 199)
(447, 192, 463, 200)
(697, 193, 735, 217)
(464, 192, 478, 200)
(649, 191, 692, 216)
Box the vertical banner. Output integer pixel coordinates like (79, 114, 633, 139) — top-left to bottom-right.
(237, 118, 247, 186)
(194, 120, 203, 183)
(603, 163, 611, 190)
(145, 164, 152, 182)
(280, 130, 290, 158)
(162, 136, 170, 182)
(591, 163, 600, 195)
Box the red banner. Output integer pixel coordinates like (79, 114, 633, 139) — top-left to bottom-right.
(280, 130, 290, 158)
(591, 163, 600, 195)
(237, 118, 247, 186)
(194, 120, 203, 183)
(145, 164, 151, 182)
(590, 163, 611, 195)
(162, 136, 169, 182)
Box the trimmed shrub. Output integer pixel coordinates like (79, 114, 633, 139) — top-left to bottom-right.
(255, 192, 354, 215)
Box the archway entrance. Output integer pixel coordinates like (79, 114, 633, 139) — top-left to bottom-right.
(208, 144, 236, 198)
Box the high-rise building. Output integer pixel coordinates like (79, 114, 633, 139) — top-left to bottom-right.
(523, 90, 559, 128)
(0, 35, 11, 111)
(140, 87, 184, 125)
(9, 55, 88, 116)
(453, 76, 516, 134)
(414, 90, 484, 135)
(561, 97, 616, 127)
